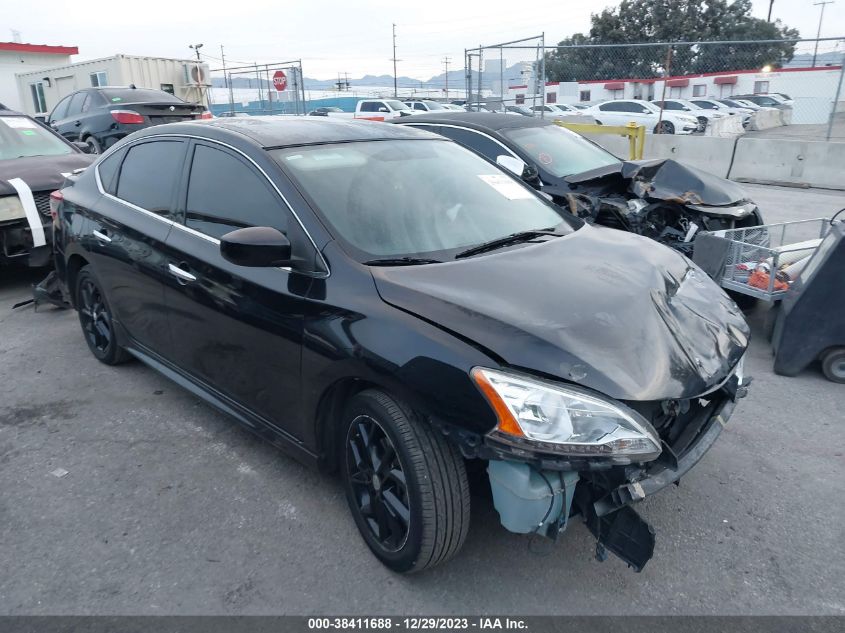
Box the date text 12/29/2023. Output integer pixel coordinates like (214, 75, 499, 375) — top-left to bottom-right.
(307, 617, 528, 630)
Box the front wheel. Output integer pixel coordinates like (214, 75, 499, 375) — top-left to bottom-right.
(341, 389, 470, 573)
(655, 121, 675, 134)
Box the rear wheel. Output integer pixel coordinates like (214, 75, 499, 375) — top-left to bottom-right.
(341, 389, 470, 573)
(84, 135, 102, 154)
(655, 121, 675, 134)
(821, 348, 845, 383)
(76, 266, 131, 365)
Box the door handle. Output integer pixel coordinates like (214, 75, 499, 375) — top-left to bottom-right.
(92, 229, 111, 243)
(168, 263, 197, 283)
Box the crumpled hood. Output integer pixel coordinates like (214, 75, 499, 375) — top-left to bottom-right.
(565, 158, 750, 207)
(0, 154, 94, 196)
(371, 225, 749, 401)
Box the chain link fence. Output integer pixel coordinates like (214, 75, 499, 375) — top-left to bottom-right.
(206, 60, 307, 116)
(465, 37, 845, 140)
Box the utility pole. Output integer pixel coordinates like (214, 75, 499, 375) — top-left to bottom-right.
(391, 23, 399, 98)
(442, 56, 450, 99)
(812, 1, 834, 67)
(767, 0, 775, 21)
(188, 43, 204, 107)
(220, 45, 234, 115)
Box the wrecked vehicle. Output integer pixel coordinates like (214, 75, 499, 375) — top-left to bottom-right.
(52, 117, 749, 573)
(393, 113, 763, 257)
(1, 106, 94, 267)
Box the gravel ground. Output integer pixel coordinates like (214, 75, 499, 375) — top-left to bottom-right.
(0, 183, 843, 615)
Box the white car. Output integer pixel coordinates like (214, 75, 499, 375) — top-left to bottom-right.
(589, 99, 699, 134)
(530, 104, 580, 115)
(691, 98, 754, 117)
(652, 99, 727, 132)
(440, 103, 465, 111)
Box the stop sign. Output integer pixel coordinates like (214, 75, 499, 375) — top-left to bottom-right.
(272, 70, 288, 92)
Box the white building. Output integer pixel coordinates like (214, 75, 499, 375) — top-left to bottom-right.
(1, 42, 78, 111)
(15, 54, 211, 118)
(508, 66, 844, 124)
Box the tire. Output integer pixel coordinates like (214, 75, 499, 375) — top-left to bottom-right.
(84, 135, 103, 154)
(594, 120, 602, 125)
(341, 389, 470, 573)
(821, 348, 845, 383)
(654, 121, 675, 135)
(75, 265, 131, 365)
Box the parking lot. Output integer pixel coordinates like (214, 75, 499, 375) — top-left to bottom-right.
(0, 182, 843, 616)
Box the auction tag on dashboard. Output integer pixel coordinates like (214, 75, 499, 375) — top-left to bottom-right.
(477, 174, 533, 200)
(1, 117, 38, 129)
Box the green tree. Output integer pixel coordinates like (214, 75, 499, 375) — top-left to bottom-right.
(544, 0, 799, 82)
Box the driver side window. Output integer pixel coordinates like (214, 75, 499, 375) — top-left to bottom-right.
(184, 144, 287, 239)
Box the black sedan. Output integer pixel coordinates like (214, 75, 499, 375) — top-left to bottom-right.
(1, 106, 94, 267)
(393, 113, 764, 256)
(52, 117, 749, 573)
(47, 86, 206, 154)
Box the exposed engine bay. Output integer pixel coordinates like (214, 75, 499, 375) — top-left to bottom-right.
(561, 158, 763, 255)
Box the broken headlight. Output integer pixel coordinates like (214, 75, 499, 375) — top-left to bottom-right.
(472, 368, 662, 464)
(0, 195, 26, 222)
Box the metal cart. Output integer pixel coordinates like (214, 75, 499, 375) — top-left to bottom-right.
(694, 218, 835, 302)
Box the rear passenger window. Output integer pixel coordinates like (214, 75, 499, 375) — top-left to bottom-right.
(96, 148, 126, 195)
(184, 144, 284, 239)
(116, 140, 185, 216)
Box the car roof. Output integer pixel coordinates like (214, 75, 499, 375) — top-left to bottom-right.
(390, 112, 553, 132)
(132, 116, 440, 148)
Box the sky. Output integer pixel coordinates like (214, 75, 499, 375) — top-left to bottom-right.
(3, 0, 845, 80)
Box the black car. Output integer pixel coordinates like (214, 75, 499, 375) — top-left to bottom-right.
(47, 86, 206, 154)
(52, 117, 749, 573)
(1, 107, 94, 267)
(393, 113, 764, 256)
(308, 107, 343, 116)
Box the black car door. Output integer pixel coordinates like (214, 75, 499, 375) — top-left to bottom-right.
(84, 138, 186, 357)
(54, 91, 88, 142)
(161, 140, 313, 441)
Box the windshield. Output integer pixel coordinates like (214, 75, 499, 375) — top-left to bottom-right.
(100, 88, 186, 104)
(503, 124, 620, 178)
(423, 101, 446, 111)
(0, 116, 73, 160)
(273, 140, 574, 260)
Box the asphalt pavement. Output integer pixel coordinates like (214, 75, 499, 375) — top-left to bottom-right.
(1, 183, 843, 615)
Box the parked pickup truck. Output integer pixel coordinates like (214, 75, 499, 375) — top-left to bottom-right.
(327, 99, 416, 121)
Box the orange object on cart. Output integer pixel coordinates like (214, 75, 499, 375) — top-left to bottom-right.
(748, 269, 789, 292)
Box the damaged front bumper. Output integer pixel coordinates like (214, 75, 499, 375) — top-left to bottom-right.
(485, 379, 744, 572)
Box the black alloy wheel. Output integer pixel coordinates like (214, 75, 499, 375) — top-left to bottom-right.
(346, 414, 411, 553)
(76, 266, 130, 365)
(341, 389, 470, 573)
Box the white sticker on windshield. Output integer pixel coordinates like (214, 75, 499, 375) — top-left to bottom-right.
(1, 117, 38, 129)
(477, 174, 533, 200)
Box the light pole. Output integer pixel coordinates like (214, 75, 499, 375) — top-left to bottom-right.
(812, 1, 834, 67)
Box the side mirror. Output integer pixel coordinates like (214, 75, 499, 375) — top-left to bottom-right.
(496, 155, 528, 178)
(73, 141, 92, 154)
(378, 107, 389, 113)
(220, 226, 292, 268)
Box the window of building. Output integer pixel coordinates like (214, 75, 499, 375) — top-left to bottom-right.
(160, 83, 175, 95)
(546, 92, 556, 104)
(89, 71, 108, 87)
(185, 144, 285, 239)
(754, 80, 770, 94)
(692, 84, 706, 97)
(30, 82, 47, 114)
(579, 90, 591, 102)
(669, 86, 683, 98)
(116, 140, 186, 217)
(515, 94, 525, 105)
